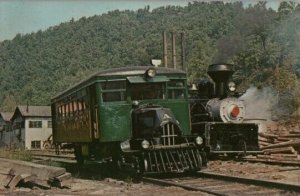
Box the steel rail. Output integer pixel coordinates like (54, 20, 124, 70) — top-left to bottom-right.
(197, 171, 300, 192)
(142, 171, 300, 195)
(142, 176, 225, 196)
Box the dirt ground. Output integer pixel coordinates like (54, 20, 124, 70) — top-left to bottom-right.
(1, 160, 299, 195)
(207, 160, 300, 185)
(2, 177, 207, 196)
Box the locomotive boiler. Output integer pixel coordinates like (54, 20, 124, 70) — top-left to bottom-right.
(189, 64, 260, 155)
(51, 66, 207, 174)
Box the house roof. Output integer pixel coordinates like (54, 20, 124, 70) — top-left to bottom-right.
(0, 112, 13, 122)
(16, 106, 51, 117)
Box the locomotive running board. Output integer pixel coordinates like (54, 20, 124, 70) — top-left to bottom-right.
(210, 151, 263, 154)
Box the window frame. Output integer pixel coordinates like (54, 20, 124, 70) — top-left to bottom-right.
(31, 140, 41, 149)
(167, 79, 187, 100)
(28, 121, 42, 128)
(101, 80, 127, 103)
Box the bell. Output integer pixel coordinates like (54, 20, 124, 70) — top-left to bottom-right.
(190, 83, 198, 90)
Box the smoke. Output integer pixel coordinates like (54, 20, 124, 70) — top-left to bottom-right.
(239, 86, 278, 121)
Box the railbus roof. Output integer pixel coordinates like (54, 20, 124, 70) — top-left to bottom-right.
(52, 66, 186, 101)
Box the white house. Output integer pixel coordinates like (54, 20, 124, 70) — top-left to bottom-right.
(9, 105, 52, 150)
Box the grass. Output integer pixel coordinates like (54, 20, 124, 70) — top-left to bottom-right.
(0, 148, 32, 161)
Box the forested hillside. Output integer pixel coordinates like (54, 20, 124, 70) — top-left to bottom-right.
(0, 1, 299, 112)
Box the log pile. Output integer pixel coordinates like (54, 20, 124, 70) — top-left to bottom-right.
(0, 158, 72, 190)
(244, 120, 300, 165)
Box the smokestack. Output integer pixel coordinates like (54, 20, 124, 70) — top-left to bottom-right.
(163, 31, 168, 68)
(181, 32, 185, 71)
(207, 64, 234, 98)
(26, 101, 29, 113)
(172, 32, 176, 69)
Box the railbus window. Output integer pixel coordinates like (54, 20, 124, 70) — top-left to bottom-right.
(168, 80, 186, 99)
(101, 81, 126, 102)
(62, 105, 66, 118)
(58, 105, 63, 121)
(82, 100, 86, 112)
(130, 83, 165, 100)
(73, 101, 78, 115)
(69, 102, 74, 117)
(78, 100, 83, 114)
(66, 103, 69, 118)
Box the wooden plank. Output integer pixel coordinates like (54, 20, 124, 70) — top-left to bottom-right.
(0, 158, 68, 189)
(263, 146, 296, 154)
(270, 154, 298, 158)
(276, 137, 291, 142)
(259, 141, 272, 147)
(261, 139, 300, 150)
(20, 174, 36, 183)
(257, 154, 300, 162)
(0, 158, 66, 181)
(0, 174, 10, 187)
(290, 130, 300, 134)
(0, 174, 14, 188)
(243, 157, 300, 165)
(258, 136, 275, 143)
(280, 134, 300, 138)
(7, 175, 22, 189)
(54, 172, 72, 182)
(259, 132, 278, 139)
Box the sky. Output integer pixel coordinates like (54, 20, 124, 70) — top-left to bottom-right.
(0, 0, 283, 42)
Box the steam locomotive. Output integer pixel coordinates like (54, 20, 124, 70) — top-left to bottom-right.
(51, 66, 207, 174)
(189, 64, 260, 155)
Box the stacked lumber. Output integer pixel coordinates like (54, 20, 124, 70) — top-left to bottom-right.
(244, 121, 300, 165)
(0, 158, 72, 189)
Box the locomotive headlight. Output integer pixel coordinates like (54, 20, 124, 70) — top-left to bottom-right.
(120, 140, 131, 152)
(145, 68, 156, 78)
(195, 136, 203, 145)
(141, 140, 150, 149)
(228, 81, 236, 92)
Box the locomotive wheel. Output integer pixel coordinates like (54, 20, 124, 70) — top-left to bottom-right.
(74, 146, 84, 166)
(238, 140, 247, 156)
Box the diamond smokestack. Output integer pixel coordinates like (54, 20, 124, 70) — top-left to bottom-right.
(207, 64, 234, 98)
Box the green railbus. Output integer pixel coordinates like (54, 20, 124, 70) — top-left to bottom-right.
(51, 66, 207, 173)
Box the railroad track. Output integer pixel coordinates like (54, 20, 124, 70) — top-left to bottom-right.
(28, 151, 300, 195)
(142, 171, 300, 195)
(30, 151, 76, 164)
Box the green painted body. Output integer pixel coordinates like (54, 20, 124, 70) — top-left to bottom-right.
(99, 103, 132, 141)
(98, 100, 191, 142)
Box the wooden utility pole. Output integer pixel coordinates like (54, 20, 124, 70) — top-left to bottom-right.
(172, 32, 176, 69)
(181, 32, 185, 71)
(163, 31, 168, 68)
